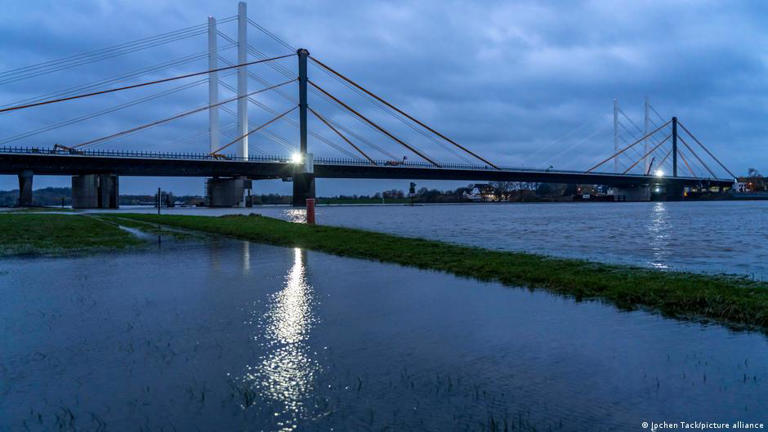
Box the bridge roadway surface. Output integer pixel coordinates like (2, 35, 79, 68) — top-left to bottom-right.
(0, 147, 734, 188)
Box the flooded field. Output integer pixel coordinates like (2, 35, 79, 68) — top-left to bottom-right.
(2, 235, 767, 430)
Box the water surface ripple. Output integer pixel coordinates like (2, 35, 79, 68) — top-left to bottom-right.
(1, 239, 767, 430)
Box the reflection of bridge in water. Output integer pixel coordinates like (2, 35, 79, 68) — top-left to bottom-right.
(0, 2, 736, 208)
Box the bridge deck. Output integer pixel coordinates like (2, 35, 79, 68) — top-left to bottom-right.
(0, 147, 733, 188)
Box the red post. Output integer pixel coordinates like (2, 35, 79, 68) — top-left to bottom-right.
(306, 198, 316, 225)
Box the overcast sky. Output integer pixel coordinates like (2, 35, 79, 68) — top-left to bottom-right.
(0, 0, 765, 195)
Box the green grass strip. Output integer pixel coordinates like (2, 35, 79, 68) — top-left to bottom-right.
(106, 213, 768, 331)
(0, 213, 143, 256)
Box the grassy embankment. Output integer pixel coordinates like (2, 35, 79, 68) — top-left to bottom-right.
(0, 213, 142, 256)
(106, 213, 768, 330)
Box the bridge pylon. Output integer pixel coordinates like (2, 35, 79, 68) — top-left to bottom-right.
(292, 48, 315, 207)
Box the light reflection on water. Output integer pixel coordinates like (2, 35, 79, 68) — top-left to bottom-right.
(240, 247, 319, 430)
(242, 240, 250, 274)
(648, 202, 670, 269)
(283, 208, 307, 224)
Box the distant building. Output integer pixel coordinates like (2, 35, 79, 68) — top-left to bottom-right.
(464, 184, 498, 201)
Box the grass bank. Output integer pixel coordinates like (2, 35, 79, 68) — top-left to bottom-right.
(0, 213, 143, 256)
(106, 213, 768, 330)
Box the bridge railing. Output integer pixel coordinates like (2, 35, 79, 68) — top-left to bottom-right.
(0, 146, 727, 181)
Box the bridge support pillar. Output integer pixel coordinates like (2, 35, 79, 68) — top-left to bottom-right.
(292, 173, 315, 207)
(291, 152, 314, 207)
(207, 177, 251, 207)
(72, 174, 119, 209)
(611, 185, 651, 202)
(17, 170, 33, 207)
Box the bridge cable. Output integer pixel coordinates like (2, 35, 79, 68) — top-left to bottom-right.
(218, 34, 399, 161)
(0, 53, 295, 114)
(621, 134, 671, 174)
(676, 134, 718, 179)
(677, 121, 737, 179)
(307, 106, 377, 165)
(616, 116, 669, 165)
(657, 148, 674, 169)
(220, 103, 334, 156)
(522, 118, 596, 166)
(0, 78, 209, 146)
(0, 20, 234, 86)
(308, 80, 440, 167)
(617, 109, 672, 170)
(70, 79, 296, 149)
(217, 78, 361, 160)
(2, 45, 235, 109)
(649, 104, 666, 124)
(616, 126, 669, 171)
(586, 119, 671, 173)
(645, 157, 656, 176)
(210, 106, 298, 156)
(307, 61, 477, 165)
(542, 122, 612, 170)
(228, 33, 408, 161)
(247, 18, 296, 52)
(678, 149, 697, 178)
(222, 29, 474, 163)
(309, 56, 498, 169)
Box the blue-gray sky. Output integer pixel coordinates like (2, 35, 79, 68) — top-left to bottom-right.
(0, 0, 765, 195)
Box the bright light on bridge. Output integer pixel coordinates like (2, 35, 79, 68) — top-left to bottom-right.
(291, 152, 304, 164)
(654, 169, 665, 177)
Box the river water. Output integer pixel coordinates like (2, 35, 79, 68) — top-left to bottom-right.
(1, 236, 767, 431)
(112, 200, 768, 277)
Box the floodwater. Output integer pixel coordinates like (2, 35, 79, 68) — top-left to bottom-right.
(2, 237, 767, 431)
(112, 200, 768, 277)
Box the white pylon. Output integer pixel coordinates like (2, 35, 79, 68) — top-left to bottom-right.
(208, 16, 219, 153)
(613, 99, 618, 173)
(237, 1, 248, 160)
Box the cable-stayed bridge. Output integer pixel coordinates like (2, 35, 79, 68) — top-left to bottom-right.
(0, 3, 735, 207)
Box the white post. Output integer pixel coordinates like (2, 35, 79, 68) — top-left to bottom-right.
(237, 1, 248, 160)
(613, 99, 618, 173)
(644, 97, 650, 175)
(208, 17, 219, 153)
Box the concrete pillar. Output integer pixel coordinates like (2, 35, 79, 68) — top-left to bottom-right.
(207, 177, 250, 207)
(292, 173, 316, 207)
(98, 174, 119, 209)
(72, 174, 99, 208)
(17, 170, 33, 207)
(236, 1, 248, 160)
(72, 174, 119, 209)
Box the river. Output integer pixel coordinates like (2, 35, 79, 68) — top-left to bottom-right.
(110, 200, 768, 278)
(1, 233, 767, 431)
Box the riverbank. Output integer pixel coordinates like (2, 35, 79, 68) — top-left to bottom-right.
(100, 213, 768, 331)
(0, 213, 142, 256)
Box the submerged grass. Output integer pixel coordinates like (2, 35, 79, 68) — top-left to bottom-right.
(0, 213, 143, 256)
(106, 213, 768, 331)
